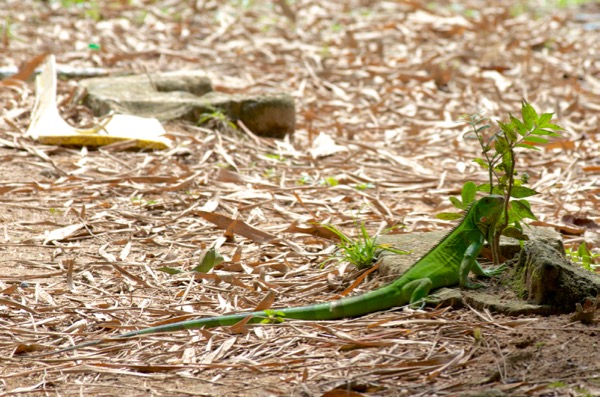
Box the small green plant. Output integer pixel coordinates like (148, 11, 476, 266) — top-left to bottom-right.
(548, 381, 567, 388)
(322, 221, 408, 270)
(260, 309, 286, 324)
(354, 182, 375, 191)
(263, 168, 277, 179)
(320, 176, 339, 187)
(131, 196, 158, 206)
(2, 17, 14, 46)
(197, 106, 237, 131)
(446, 101, 563, 264)
(566, 242, 600, 272)
(49, 208, 63, 216)
(264, 153, 286, 161)
(535, 341, 546, 349)
(158, 247, 224, 275)
(296, 174, 313, 185)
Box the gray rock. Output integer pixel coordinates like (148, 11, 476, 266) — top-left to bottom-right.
(514, 239, 600, 313)
(79, 71, 295, 138)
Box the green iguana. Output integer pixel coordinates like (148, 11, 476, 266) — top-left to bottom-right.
(41, 195, 506, 356)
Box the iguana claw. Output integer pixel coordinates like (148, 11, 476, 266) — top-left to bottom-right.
(462, 281, 486, 290)
(482, 264, 507, 277)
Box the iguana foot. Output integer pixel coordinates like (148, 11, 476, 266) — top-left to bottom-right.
(481, 264, 507, 277)
(461, 280, 486, 290)
(408, 299, 427, 310)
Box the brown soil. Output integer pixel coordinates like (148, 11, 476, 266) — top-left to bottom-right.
(0, 1, 598, 396)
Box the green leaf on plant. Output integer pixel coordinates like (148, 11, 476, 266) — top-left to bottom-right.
(498, 121, 517, 141)
(516, 143, 540, 151)
(510, 186, 538, 198)
(449, 196, 464, 209)
(502, 226, 529, 240)
(537, 112, 553, 127)
(541, 123, 563, 131)
(436, 212, 463, 220)
(521, 100, 539, 130)
(576, 242, 592, 267)
(531, 128, 561, 137)
(461, 181, 477, 206)
(509, 114, 527, 136)
(510, 200, 538, 221)
(476, 183, 491, 193)
(475, 124, 490, 134)
(472, 158, 489, 169)
(501, 151, 513, 175)
(524, 136, 549, 145)
(498, 120, 517, 141)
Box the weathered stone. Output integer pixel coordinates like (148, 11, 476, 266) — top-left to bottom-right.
(513, 240, 600, 313)
(180, 92, 296, 139)
(79, 71, 295, 138)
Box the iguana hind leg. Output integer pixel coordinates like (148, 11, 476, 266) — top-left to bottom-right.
(401, 278, 433, 308)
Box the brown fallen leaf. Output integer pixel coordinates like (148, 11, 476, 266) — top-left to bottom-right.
(0, 53, 47, 86)
(194, 210, 275, 244)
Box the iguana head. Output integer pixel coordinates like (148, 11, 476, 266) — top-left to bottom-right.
(473, 195, 505, 232)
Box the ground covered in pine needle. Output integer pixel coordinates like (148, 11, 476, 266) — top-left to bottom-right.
(0, 1, 598, 396)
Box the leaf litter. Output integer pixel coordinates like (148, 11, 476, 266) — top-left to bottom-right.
(0, 0, 599, 396)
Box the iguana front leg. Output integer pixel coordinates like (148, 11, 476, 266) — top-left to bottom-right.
(459, 240, 486, 289)
(460, 240, 506, 289)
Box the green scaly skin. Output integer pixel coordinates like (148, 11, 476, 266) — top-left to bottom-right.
(41, 195, 505, 356)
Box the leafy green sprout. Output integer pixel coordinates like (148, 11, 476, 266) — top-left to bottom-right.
(320, 176, 339, 187)
(449, 101, 563, 264)
(49, 208, 63, 216)
(354, 182, 375, 191)
(263, 168, 277, 179)
(131, 196, 158, 206)
(197, 106, 237, 131)
(264, 153, 286, 161)
(548, 381, 567, 388)
(296, 175, 313, 185)
(260, 310, 286, 324)
(322, 221, 408, 270)
(158, 247, 224, 275)
(565, 242, 599, 272)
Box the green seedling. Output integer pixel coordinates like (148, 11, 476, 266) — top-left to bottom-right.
(354, 182, 375, 191)
(566, 242, 600, 272)
(449, 101, 563, 264)
(263, 168, 277, 179)
(49, 208, 63, 217)
(296, 175, 313, 185)
(197, 106, 237, 131)
(264, 153, 286, 161)
(320, 176, 339, 187)
(322, 221, 408, 270)
(260, 310, 286, 324)
(158, 247, 224, 275)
